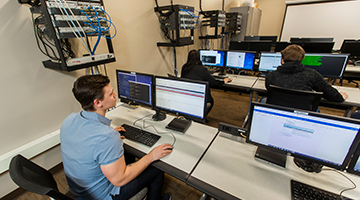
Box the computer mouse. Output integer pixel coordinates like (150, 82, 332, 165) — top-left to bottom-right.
(165, 147, 173, 151)
(227, 79, 232, 83)
(118, 130, 126, 136)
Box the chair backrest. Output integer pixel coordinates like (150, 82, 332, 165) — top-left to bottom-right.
(266, 85, 323, 112)
(9, 154, 73, 200)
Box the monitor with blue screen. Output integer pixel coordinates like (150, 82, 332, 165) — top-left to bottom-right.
(116, 70, 153, 107)
(225, 50, 255, 70)
(247, 102, 360, 171)
(199, 49, 225, 67)
(258, 52, 282, 72)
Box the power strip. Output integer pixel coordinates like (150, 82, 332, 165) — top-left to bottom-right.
(218, 122, 247, 137)
(67, 53, 114, 66)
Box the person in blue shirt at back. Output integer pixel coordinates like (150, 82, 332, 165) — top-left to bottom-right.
(60, 74, 172, 200)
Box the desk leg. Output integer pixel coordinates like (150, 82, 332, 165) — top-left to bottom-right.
(344, 106, 354, 117)
(242, 91, 254, 128)
(200, 193, 207, 200)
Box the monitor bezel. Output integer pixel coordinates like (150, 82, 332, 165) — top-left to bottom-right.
(246, 102, 360, 171)
(225, 50, 256, 71)
(198, 49, 226, 68)
(153, 76, 209, 123)
(258, 51, 282, 72)
(303, 53, 349, 78)
(341, 41, 360, 57)
(116, 69, 154, 108)
(347, 143, 360, 176)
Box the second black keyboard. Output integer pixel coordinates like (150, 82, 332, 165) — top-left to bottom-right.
(291, 179, 352, 200)
(119, 124, 161, 147)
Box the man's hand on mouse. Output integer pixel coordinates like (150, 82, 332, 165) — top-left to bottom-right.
(224, 77, 232, 83)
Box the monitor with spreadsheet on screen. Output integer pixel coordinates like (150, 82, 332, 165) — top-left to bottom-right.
(302, 53, 349, 78)
(247, 102, 360, 171)
(116, 70, 154, 107)
(154, 76, 208, 123)
(258, 52, 282, 72)
(225, 50, 255, 70)
(199, 49, 225, 67)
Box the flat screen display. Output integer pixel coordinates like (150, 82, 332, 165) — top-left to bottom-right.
(302, 53, 349, 78)
(226, 51, 255, 70)
(116, 70, 153, 107)
(199, 50, 225, 67)
(258, 52, 282, 72)
(154, 76, 208, 122)
(347, 144, 360, 176)
(247, 102, 360, 170)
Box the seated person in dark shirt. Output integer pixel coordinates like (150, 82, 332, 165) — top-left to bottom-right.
(181, 50, 231, 116)
(265, 44, 348, 102)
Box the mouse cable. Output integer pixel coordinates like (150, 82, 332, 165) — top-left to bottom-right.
(322, 168, 357, 199)
(132, 114, 176, 146)
(143, 118, 176, 147)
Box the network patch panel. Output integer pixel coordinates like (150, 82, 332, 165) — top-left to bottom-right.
(25, 0, 116, 71)
(155, 4, 195, 47)
(199, 10, 226, 39)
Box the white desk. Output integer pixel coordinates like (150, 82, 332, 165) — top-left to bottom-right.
(188, 133, 360, 200)
(106, 103, 219, 181)
(346, 65, 360, 73)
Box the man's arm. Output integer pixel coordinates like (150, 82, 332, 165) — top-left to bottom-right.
(100, 143, 173, 187)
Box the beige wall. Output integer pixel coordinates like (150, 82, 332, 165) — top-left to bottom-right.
(102, 0, 246, 86)
(256, 0, 287, 40)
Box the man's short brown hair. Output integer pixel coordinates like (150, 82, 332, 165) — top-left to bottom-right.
(72, 75, 110, 111)
(281, 44, 305, 62)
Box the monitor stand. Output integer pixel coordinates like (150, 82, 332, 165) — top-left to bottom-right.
(218, 67, 226, 76)
(152, 109, 166, 121)
(254, 147, 287, 168)
(293, 157, 323, 173)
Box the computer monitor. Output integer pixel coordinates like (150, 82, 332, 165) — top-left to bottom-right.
(301, 42, 334, 53)
(229, 41, 249, 51)
(225, 50, 255, 71)
(290, 37, 333, 43)
(275, 42, 291, 52)
(340, 40, 360, 57)
(244, 36, 260, 41)
(199, 49, 225, 67)
(258, 52, 282, 72)
(302, 53, 349, 78)
(247, 102, 360, 171)
(154, 76, 208, 123)
(248, 41, 273, 52)
(116, 70, 154, 107)
(347, 143, 360, 176)
(259, 36, 278, 43)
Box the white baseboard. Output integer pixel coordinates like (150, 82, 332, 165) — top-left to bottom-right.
(0, 130, 61, 174)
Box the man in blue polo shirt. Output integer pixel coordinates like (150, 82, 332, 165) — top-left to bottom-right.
(60, 75, 172, 200)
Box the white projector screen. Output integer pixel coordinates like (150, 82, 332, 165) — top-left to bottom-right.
(280, 0, 360, 50)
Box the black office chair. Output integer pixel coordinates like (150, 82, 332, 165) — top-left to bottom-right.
(266, 85, 323, 112)
(266, 85, 324, 172)
(351, 110, 360, 119)
(9, 154, 74, 200)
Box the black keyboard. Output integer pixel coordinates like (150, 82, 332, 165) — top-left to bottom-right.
(291, 180, 352, 200)
(119, 124, 160, 147)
